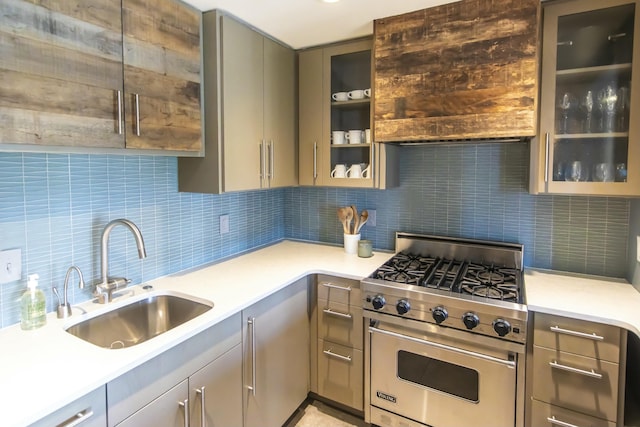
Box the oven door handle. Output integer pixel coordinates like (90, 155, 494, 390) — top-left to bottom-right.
(369, 326, 517, 368)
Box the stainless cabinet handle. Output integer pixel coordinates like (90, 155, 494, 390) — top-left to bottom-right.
(549, 360, 603, 379)
(196, 387, 206, 427)
(547, 416, 581, 427)
(608, 33, 626, 41)
(57, 409, 94, 427)
(178, 399, 190, 427)
(557, 40, 573, 46)
(323, 308, 352, 319)
(259, 142, 265, 182)
(247, 317, 257, 396)
(320, 282, 352, 292)
(549, 325, 604, 341)
(116, 90, 123, 135)
(134, 93, 141, 136)
(313, 141, 318, 181)
(269, 140, 274, 181)
(544, 132, 550, 184)
(323, 348, 352, 362)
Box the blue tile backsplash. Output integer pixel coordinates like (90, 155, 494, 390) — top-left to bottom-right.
(0, 142, 631, 328)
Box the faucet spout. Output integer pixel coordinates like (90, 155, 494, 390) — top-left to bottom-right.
(96, 218, 147, 303)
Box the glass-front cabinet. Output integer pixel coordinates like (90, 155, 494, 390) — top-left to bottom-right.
(532, 0, 640, 195)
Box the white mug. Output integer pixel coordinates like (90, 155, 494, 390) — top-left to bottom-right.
(346, 164, 362, 178)
(332, 92, 348, 102)
(364, 129, 371, 144)
(363, 88, 371, 97)
(331, 164, 347, 178)
(348, 89, 365, 100)
(345, 130, 363, 144)
(332, 130, 346, 145)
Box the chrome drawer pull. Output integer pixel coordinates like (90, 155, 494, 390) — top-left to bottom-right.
(57, 409, 94, 427)
(546, 416, 581, 427)
(549, 360, 603, 379)
(323, 308, 352, 319)
(320, 282, 352, 292)
(550, 325, 604, 341)
(178, 399, 189, 427)
(323, 348, 352, 362)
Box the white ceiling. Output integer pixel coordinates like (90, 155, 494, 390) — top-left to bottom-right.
(181, 0, 456, 49)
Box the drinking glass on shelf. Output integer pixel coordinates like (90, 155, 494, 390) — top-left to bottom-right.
(565, 161, 587, 182)
(593, 163, 614, 182)
(615, 163, 628, 182)
(557, 92, 575, 134)
(580, 90, 594, 133)
(553, 162, 566, 181)
(617, 86, 630, 132)
(602, 84, 618, 133)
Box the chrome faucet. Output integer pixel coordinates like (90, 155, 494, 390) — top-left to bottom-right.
(95, 219, 147, 304)
(53, 266, 85, 318)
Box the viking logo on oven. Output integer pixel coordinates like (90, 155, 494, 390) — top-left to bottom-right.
(376, 391, 397, 403)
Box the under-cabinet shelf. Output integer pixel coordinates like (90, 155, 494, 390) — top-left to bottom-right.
(331, 143, 371, 148)
(556, 63, 632, 77)
(331, 99, 371, 107)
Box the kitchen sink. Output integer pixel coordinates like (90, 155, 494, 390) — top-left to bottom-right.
(65, 291, 213, 349)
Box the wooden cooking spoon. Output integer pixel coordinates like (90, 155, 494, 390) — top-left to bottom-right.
(351, 205, 359, 235)
(337, 207, 349, 234)
(345, 207, 354, 234)
(356, 210, 368, 234)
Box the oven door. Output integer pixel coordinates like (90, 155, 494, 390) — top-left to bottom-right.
(369, 322, 517, 427)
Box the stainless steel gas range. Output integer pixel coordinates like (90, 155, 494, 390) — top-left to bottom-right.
(362, 232, 528, 427)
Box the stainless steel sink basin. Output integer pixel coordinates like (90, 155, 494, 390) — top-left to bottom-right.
(65, 291, 213, 349)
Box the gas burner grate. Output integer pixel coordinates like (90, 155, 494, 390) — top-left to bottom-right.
(371, 252, 436, 286)
(459, 264, 519, 302)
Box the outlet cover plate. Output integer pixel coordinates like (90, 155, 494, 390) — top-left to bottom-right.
(0, 249, 22, 284)
(220, 215, 230, 234)
(637, 236, 640, 263)
(367, 210, 376, 227)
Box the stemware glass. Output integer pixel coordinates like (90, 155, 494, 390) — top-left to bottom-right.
(580, 90, 594, 133)
(617, 86, 630, 132)
(602, 84, 618, 133)
(557, 92, 575, 134)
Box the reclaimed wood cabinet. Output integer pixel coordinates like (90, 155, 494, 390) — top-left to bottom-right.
(298, 39, 398, 189)
(373, 0, 539, 142)
(178, 11, 296, 193)
(530, 0, 640, 196)
(0, 0, 201, 153)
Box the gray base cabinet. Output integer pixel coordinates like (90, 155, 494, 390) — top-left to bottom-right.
(242, 278, 310, 427)
(107, 313, 242, 427)
(29, 386, 106, 427)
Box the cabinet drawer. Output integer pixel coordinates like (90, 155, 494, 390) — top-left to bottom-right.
(532, 345, 619, 422)
(318, 298, 363, 350)
(534, 313, 620, 362)
(30, 386, 106, 427)
(318, 339, 363, 411)
(530, 398, 616, 427)
(317, 275, 361, 307)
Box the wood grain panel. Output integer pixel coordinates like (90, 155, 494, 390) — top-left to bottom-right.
(373, 0, 540, 141)
(122, 0, 201, 152)
(0, 0, 124, 147)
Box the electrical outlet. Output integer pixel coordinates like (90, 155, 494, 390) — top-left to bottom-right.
(367, 209, 377, 227)
(220, 215, 230, 235)
(0, 249, 22, 284)
(637, 236, 640, 263)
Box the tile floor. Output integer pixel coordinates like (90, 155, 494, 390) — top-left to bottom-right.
(286, 399, 368, 427)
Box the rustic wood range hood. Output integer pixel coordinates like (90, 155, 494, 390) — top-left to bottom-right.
(373, 0, 540, 144)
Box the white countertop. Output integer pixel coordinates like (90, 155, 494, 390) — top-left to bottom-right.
(525, 268, 640, 336)
(0, 240, 389, 427)
(2, 240, 640, 426)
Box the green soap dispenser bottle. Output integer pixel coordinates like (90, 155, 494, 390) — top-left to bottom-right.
(21, 273, 47, 330)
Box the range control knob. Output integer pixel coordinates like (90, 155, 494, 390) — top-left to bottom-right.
(493, 319, 512, 337)
(432, 306, 448, 324)
(396, 299, 411, 315)
(372, 295, 386, 310)
(462, 312, 480, 330)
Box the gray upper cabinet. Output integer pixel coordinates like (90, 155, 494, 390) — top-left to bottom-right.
(178, 11, 296, 194)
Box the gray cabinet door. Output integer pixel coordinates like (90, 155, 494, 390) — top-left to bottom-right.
(298, 48, 324, 186)
(242, 279, 310, 427)
(189, 343, 243, 427)
(117, 379, 189, 427)
(264, 37, 297, 188)
(221, 15, 265, 192)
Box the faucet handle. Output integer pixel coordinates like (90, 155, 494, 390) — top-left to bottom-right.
(94, 277, 132, 303)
